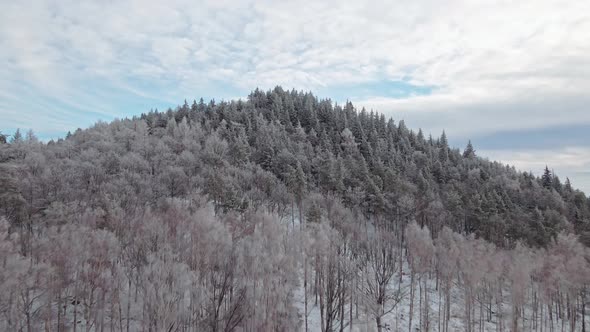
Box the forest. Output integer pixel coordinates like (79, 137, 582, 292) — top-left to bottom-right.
(0, 86, 589, 331)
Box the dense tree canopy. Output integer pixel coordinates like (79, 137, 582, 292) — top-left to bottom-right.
(1, 86, 589, 331)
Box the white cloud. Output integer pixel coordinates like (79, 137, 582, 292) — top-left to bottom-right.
(480, 147, 590, 194)
(356, 89, 590, 138)
(0, 0, 589, 139)
(482, 147, 590, 172)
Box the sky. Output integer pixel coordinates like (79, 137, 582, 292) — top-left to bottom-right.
(1, 0, 589, 193)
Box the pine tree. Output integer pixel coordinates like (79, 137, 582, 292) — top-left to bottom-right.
(440, 130, 448, 149)
(351, 115, 365, 144)
(463, 140, 476, 158)
(565, 177, 573, 193)
(290, 161, 307, 228)
(229, 126, 251, 165)
(417, 169, 430, 194)
(10, 128, 22, 143)
(359, 137, 374, 163)
(198, 97, 206, 113)
(552, 174, 562, 193)
(417, 129, 425, 143)
(189, 99, 199, 122)
(305, 199, 322, 223)
(300, 94, 318, 131)
(176, 100, 190, 122)
(166, 118, 178, 137)
(433, 160, 446, 184)
(340, 128, 358, 155)
(541, 165, 552, 189)
(270, 91, 283, 120)
(438, 131, 449, 162)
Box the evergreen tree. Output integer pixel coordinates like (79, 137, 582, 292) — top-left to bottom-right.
(440, 130, 448, 148)
(552, 174, 562, 193)
(351, 115, 364, 144)
(10, 128, 22, 143)
(433, 160, 446, 184)
(270, 91, 283, 120)
(463, 140, 476, 158)
(417, 128, 425, 144)
(290, 161, 307, 227)
(176, 100, 190, 122)
(198, 97, 206, 113)
(229, 126, 251, 165)
(541, 165, 552, 189)
(438, 131, 449, 162)
(565, 177, 573, 193)
(300, 94, 318, 131)
(305, 199, 322, 223)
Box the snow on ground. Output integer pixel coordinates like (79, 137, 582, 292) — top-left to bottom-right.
(294, 261, 585, 332)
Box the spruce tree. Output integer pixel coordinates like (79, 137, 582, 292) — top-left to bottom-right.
(176, 100, 190, 122)
(541, 166, 552, 189)
(552, 174, 562, 193)
(437, 130, 449, 163)
(463, 140, 476, 158)
(10, 128, 22, 143)
(293, 161, 307, 227)
(565, 177, 573, 193)
(440, 130, 448, 149)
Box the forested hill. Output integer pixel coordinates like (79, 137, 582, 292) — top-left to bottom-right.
(1, 86, 589, 248)
(2, 87, 590, 332)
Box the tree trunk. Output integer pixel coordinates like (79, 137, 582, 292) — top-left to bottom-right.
(419, 278, 423, 330)
(512, 304, 519, 332)
(409, 272, 415, 332)
(339, 275, 345, 332)
(319, 270, 325, 332)
(424, 277, 429, 332)
(446, 283, 451, 332)
(497, 287, 503, 332)
(350, 274, 353, 331)
(73, 281, 78, 332)
(465, 288, 472, 332)
(582, 289, 586, 332)
(438, 288, 442, 332)
(304, 256, 308, 332)
(126, 278, 131, 332)
(57, 293, 62, 332)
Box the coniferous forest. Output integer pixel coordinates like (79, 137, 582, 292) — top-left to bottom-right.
(1, 87, 589, 331)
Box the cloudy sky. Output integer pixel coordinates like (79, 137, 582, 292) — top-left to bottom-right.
(1, 0, 589, 193)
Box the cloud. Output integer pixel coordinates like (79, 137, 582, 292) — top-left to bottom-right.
(1, 0, 587, 127)
(356, 89, 590, 139)
(472, 124, 590, 151)
(480, 147, 590, 194)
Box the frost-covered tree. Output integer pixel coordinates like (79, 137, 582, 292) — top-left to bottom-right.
(463, 140, 476, 159)
(361, 230, 402, 332)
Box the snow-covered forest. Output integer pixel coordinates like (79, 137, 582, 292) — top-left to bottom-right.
(1, 87, 589, 331)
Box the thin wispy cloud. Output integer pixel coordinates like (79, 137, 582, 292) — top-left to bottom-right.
(1, 0, 589, 190)
(481, 147, 590, 195)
